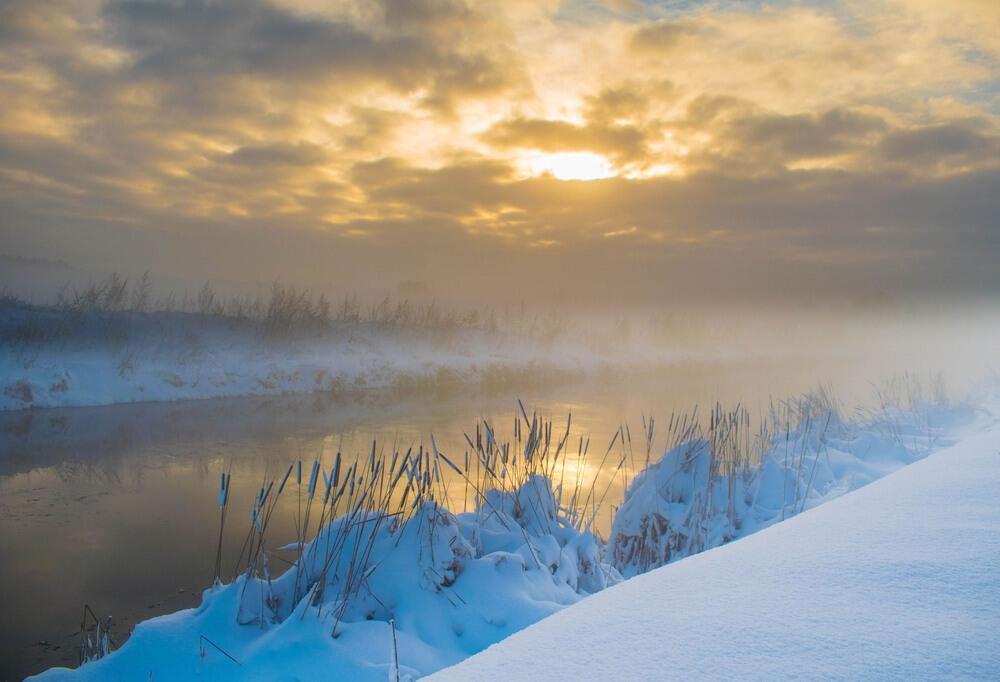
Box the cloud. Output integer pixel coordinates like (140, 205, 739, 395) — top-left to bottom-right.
(482, 117, 648, 163)
(351, 157, 516, 221)
(583, 80, 676, 123)
(880, 121, 999, 166)
(629, 19, 706, 54)
(102, 0, 526, 112)
(729, 109, 887, 159)
(0, 0, 999, 305)
(222, 142, 330, 168)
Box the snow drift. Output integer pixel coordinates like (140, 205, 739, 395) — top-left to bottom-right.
(609, 395, 966, 577)
(432, 398, 1000, 680)
(32, 452, 619, 681)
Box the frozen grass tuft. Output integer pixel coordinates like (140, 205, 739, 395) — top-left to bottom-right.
(609, 378, 962, 577)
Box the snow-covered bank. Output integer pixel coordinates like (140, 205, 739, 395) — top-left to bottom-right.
(434, 404, 1000, 680)
(32, 472, 618, 681)
(0, 302, 611, 411)
(28, 386, 992, 681)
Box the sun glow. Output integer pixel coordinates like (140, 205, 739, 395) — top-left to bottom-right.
(523, 151, 614, 181)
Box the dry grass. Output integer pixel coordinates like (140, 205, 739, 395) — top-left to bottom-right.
(1, 274, 563, 351)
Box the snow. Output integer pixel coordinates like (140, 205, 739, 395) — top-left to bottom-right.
(608, 399, 966, 577)
(30, 474, 620, 681)
(27, 388, 1000, 681)
(0, 304, 621, 411)
(433, 404, 1000, 680)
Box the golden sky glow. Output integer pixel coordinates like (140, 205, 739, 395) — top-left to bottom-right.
(521, 152, 615, 181)
(1, 0, 999, 304)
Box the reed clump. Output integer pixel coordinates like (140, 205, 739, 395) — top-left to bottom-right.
(210, 402, 633, 640)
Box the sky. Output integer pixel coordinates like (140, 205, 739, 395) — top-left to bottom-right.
(1, 0, 998, 307)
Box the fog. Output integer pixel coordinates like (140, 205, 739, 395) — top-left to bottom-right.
(4, 251, 999, 407)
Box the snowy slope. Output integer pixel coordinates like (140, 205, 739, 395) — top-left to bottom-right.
(433, 411, 1000, 680)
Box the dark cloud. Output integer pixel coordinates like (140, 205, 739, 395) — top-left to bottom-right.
(683, 95, 748, 123)
(483, 117, 648, 162)
(352, 157, 516, 218)
(106, 1, 408, 79)
(222, 143, 330, 168)
(726, 108, 887, 161)
(583, 80, 676, 122)
(0, 0, 86, 44)
(379, 0, 498, 38)
(101, 0, 524, 112)
(630, 19, 706, 53)
(880, 122, 998, 164)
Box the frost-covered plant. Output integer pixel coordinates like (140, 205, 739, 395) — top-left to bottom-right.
(78, 605, 113, 666)
(608, 382, 963, 578)
(608, 403, 768, 578)
(611, 391, 842, 577)
(856, 371, 951, 454)
(215, 408, 624, 653)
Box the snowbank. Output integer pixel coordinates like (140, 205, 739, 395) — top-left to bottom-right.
(0, 305, 604, 411)
(433, 403, 1000, 680)
(609, 399, 967, 577)
(31, 475, 619, 681)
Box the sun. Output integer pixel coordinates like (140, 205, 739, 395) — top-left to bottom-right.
(522, 151, 614, 181)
